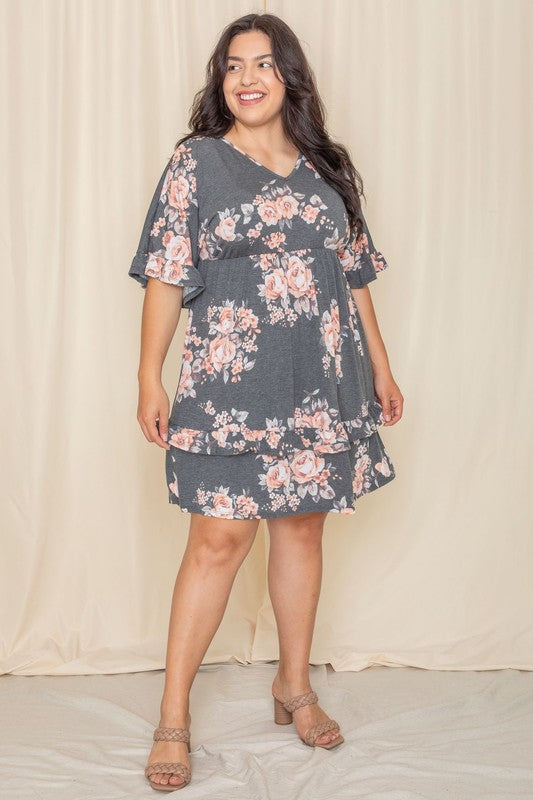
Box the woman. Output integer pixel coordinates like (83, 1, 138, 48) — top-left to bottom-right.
(129, 12, 403, 792)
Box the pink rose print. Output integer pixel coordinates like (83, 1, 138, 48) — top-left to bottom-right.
(276, 191, 299, 221)
(319, 298, 351, 381)
(176, 301, 261, 400)
(215, 212, 239, 242)
(190, 483, 261, 519)
(253, 250, 320, 326)
(257, 446, 336, 513)
(265, 459, 292, 490)
(257, 198, 281, 226)
(168, 171, 194, 210)
(375, 458, 393, 477)
(289, 449, 326, 484)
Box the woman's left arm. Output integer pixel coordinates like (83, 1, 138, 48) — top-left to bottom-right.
(351, 286, 404, 426)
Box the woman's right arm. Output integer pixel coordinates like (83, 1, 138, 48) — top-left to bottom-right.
(129, 139, 205, 448)
(137, 279, 184, 450)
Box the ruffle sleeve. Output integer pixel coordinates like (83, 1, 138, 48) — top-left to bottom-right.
(128, 140, 205, 307)
(336, 210, 390, 289)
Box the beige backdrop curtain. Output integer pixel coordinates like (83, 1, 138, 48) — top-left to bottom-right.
(1, 0, 531, 675)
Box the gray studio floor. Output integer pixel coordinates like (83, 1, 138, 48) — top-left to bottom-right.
(1, 662, 532, 799)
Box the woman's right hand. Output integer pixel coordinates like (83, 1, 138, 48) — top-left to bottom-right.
(137, 376, 171, 450)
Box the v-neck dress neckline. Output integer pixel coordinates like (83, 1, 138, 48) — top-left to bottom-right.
(219, 135, 303, 181)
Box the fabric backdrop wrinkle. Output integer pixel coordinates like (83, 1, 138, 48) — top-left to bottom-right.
(1, 0, 531, 674)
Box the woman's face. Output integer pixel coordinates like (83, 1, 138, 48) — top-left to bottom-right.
(222, 30, 286, 128)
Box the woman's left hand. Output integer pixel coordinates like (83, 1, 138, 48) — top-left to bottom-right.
(373, 370, 404, 426)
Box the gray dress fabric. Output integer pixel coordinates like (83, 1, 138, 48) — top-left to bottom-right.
(129, 134, 396, 518)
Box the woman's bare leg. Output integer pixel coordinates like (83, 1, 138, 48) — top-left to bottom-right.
(147, 512, 260, 786)
(267, 510, 340, 745)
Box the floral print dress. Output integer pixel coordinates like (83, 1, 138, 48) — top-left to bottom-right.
(129, 134, 396, 519)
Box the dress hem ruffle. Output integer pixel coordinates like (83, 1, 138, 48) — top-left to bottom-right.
(167, 463, 396, 518)
(166, 398, 385, 456)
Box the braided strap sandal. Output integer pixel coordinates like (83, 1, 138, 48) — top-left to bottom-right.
(145, 721, 192, 792)
(273, 689, 344, 749)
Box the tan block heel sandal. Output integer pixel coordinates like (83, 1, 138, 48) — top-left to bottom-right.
(273, 689, 344, 749)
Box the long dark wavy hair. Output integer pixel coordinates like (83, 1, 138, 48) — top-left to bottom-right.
(174, 12, 366, 241)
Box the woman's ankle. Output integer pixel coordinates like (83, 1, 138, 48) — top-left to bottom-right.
(274, 666, 312, 690)
(159, 698, 190, 724)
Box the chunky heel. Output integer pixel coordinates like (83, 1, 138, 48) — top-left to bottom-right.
(273, 696, 293, 724)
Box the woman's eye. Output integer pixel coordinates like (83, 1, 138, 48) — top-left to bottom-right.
(226, 62, 273, 71)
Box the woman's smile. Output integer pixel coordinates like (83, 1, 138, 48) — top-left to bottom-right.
(236, 91, 267, 106)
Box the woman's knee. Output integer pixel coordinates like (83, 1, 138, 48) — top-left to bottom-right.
(187, 514, 260, 565)
(267, 511, 327, 542)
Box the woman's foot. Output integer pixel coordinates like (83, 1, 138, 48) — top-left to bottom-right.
(146, 711, 191, 789)
(271, 673, 341, 746)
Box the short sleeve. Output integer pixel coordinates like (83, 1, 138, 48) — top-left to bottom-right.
(336, 210, 390, 289)
(128, 140, 205, 308)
